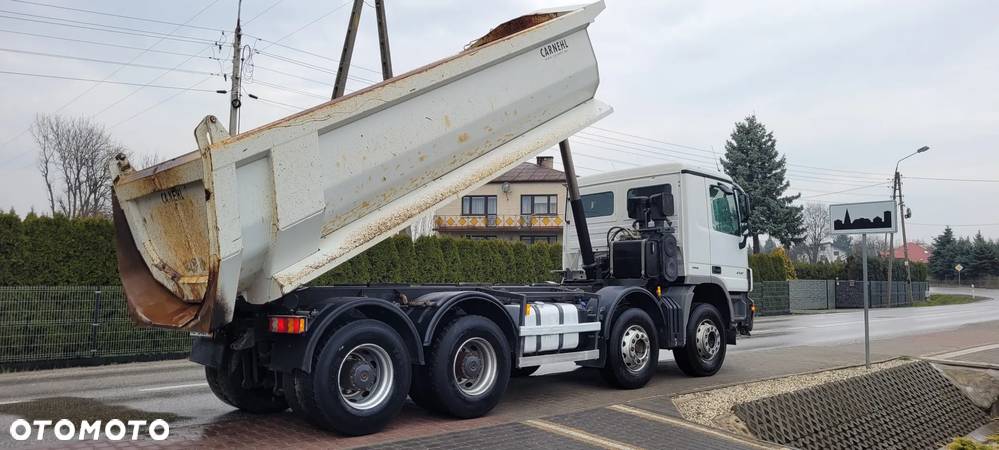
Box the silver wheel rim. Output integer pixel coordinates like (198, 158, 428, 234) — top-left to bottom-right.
(695, 319, 721, 361)
(620, 324, 651, 373)
(452, 337, 497, 397)
(338, 343, 394, 410)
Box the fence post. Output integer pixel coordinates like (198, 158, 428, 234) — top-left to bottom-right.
(90, 288, 102, 357)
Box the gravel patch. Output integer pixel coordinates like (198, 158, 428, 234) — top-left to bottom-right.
(673, 359, 912, 435)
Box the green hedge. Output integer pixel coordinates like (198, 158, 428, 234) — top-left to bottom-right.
(0, 212, 562, 286)
(793, 258, 927, 281)
(749, 248, 796, 281)
(312, 235, 562, 285)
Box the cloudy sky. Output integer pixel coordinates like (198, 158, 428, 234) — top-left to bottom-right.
(0, 0, 996, 242)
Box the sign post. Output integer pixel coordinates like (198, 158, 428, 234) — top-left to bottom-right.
(830, 200, 898, 369)
(955, 264, 963, 287)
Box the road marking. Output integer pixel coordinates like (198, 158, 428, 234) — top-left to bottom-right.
(139, 382, 209, 392)
(522, 419, 640, 450)
(607, 405, 778, 450)
(931, 343, 999, 360)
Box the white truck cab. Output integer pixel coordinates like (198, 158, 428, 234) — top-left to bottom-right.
(563, 162, 752, 297)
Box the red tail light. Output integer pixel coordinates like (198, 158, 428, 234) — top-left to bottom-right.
(269, 316, 307, 334)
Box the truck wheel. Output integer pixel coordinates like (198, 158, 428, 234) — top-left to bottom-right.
(511, 365, 540, 377)
(601, 308, 659, 389)
(205, 350, 288, 414)
(673, 303, 727, 377)
(411, 315, 511, 418)
(298, 319, 411, 436)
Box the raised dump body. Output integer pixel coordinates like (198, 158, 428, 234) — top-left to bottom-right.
(112, 2, 610, 332)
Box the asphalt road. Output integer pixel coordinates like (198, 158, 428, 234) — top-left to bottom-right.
(0, 287, 995, 447)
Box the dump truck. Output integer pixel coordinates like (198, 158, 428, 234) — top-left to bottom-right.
(111, 2, 753, 436)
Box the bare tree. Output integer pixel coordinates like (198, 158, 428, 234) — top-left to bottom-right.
(801, 203, 831, 263)
(32, 114, 125, 218)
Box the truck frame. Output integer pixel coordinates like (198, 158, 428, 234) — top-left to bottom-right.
(110, 2, 753, 436)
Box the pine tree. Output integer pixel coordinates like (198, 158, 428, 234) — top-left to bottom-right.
(966, 232, 998, 280)
(929, 227, 957, 280)
(439, 238, 462, 283)
(721, 114, 804, 253)
(762, 237, 777, 253)
(392, 235, 415, 283)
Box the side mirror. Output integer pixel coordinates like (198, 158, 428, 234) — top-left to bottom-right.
(649, 192, 674, 220)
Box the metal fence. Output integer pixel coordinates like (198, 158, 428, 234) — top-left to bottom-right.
(750, 281, 791, 316)
(0, 286, 191, 365)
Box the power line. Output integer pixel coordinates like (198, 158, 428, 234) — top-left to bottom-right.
(903, 176, 999, 183)
(588, 125, 892, 177)
(799, 182, 891, 199)
(0, 70, 223, 92)
(0, 28, 220, 61)
(0, 10, 218, 45)
(908, 223, 999, 227)
(10, 0, 227, 33)
(0, 47, 219, 76)
(0, 0, 222, 165)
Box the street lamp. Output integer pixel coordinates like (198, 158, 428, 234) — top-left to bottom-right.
(887, 145, 930, 306)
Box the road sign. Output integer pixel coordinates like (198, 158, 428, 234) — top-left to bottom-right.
(830, 200, 898, 235)
(955, 264, 963, 272)
(828, 200, 898, 369)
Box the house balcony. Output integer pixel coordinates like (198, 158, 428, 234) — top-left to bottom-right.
(433, 214, 564, 232)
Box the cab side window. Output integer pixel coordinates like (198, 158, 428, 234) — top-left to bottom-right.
(709, 185, 740, 235)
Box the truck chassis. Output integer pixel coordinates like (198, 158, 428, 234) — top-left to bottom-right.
(193, 278, 739, 435)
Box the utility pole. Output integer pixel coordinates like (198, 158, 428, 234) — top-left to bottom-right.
(228, 0, 243, 136)
(332, 0, 365, 99)
(886, 174, 897, 306)
(374, 0, 393, 80)
(897, 173, 914, 304)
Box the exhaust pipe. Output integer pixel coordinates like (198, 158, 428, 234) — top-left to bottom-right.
(559, 140, 596, 278)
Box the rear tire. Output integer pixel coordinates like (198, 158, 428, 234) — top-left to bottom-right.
(601, 308, 659, 389)
(297, 319, 411, 436)
(205, 350, 288, 414)
(673, 303, 727, 377)
(411, 315, 511, 418)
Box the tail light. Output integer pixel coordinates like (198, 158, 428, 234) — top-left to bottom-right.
(269, 315, 307, 334)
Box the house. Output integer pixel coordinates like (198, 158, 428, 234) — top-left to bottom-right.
(433, 156, 565, 243)
(893, 242, 930, 263)
(795, 241, 848, 263)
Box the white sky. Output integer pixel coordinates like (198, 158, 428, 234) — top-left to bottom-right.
(0, 0, 996, 242)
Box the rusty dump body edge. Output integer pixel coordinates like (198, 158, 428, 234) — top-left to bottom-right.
(112, 2, 608, 331)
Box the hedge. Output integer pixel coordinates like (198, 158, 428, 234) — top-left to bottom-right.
(0, 212, 562, 286)
(794, 258, 928, 281)
(749, 248, 797, 281)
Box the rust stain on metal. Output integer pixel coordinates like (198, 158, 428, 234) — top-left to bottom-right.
(468, 13, 561, 49)
(458, 132, 470, 143)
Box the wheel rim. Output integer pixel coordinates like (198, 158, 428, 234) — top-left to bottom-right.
(452, 337, 497, 397)
(620, 324, 651, 373)
(337, 343, 394, 410)
(695, 319, 721, 361)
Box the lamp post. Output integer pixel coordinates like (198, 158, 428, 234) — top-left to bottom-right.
(887, 145, 929, 306)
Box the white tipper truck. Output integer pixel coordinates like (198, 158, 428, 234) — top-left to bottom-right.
(110, 2, 753, 436)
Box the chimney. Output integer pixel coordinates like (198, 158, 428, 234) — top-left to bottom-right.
(536, 156, 554, 169)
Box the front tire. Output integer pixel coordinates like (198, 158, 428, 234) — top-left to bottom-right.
(601, 308, 659, 389)
(411, 315, 511, 418)
(296, 319, 411, 436)
(205, 350, 288, 414)
(673, 303, 727, 377)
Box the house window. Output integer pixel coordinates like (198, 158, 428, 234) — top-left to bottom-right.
(521, 194, 558, 215)
(461, 195, 497, 215)
(580, 191, 614, 217)
(520, 235, 557, 244)
(709, 185, 740, 236)
(465, 235, 496, 240)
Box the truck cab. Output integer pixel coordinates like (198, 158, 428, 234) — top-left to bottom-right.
(562, 162, 753, 332)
